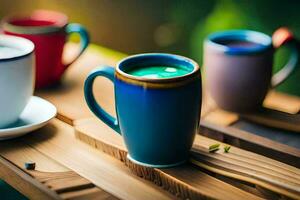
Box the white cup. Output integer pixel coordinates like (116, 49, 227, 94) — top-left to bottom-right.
(0, 35, 35, 128)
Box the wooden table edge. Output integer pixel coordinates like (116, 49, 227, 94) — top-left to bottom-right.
(0, 156, 61, 200)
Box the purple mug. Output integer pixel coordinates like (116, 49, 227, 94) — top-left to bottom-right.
(204, 28, 299, 112)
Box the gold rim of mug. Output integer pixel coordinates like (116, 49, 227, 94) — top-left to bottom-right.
(115, 71, 200, 89)
(115, 53, 201, 89)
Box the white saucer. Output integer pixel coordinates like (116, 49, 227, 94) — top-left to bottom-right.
(0, 96, 57, 140)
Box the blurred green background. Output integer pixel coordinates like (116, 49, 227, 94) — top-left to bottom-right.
(0, 0, 299, 199)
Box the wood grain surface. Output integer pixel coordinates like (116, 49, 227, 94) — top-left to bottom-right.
(240, 108, 300, 132)
(15, 118, 175, 200)
(74, 118, 263, 200)
(0, 156, 61, 200)
(74, 118, 300, 199)
(200, 120, 300, 168)
(192, 135, 300, 199)
(0, 136, 117, 200)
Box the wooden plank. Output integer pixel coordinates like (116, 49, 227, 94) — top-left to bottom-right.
(240, 108, 300, 132)
(264, 91, 300, 114)
(0, 139, 68, 173)
(74, 118, 300, 200)
(36, 44, 126, 125)
(200, 120, 300, 168)
(191, 136, 300, 199)
(214, 175, 281, 200)
(0, 156, 60, 200)
(200, 93, 300, 162)
(20, 118, 175, 200)
(0, 133, 117, 200)
(193, 134, 300, 174)
(74, 118, 265, 200)
(60, 187, 118, 200)
(31, 171, 94, 193)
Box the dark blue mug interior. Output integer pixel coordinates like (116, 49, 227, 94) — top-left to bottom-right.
(207, 30, 272, 55)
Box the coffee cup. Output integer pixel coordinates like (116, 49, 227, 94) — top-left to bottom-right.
(204, 28, 299, 112)
(84, 53, 202, 168)
(0, 35, 35, 128)
(2, 10, 89, 88)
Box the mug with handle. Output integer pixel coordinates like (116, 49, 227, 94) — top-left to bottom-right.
(84, 53, 202, 168)
(2, 10, 89, 88)
(0, 35, 35, 128)
(204, 27, 299, 112)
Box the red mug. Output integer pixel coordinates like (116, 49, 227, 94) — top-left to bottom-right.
(2, 10, 89, 88)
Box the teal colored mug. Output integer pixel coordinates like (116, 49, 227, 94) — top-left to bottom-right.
(84, 53, 202, 168)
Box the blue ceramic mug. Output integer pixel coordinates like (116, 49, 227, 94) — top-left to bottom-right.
(84, 53, 202, 168)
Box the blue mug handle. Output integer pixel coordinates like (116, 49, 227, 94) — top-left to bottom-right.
(65, 23, 90, 68)
(84, 66, 121, 134)
(271, 27, 299, 87)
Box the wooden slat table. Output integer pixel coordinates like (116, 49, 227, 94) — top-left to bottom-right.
(0, 43, 299, 200)
(201, 90, 300, 167)
(74, 118, 300, 199)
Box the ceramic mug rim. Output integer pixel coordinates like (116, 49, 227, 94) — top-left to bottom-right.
(115, 53, 200, 86)
(0, 35, 35, 62)
(2, 10, 68, 35)
(205, 30, 273, 55)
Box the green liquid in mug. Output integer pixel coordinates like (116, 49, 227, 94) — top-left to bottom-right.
(127, 65, 192, 78)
